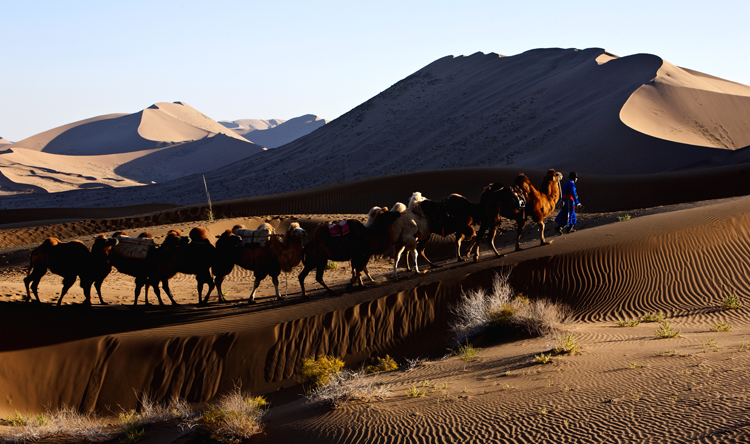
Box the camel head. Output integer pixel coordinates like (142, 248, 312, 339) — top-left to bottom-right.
(92, 234, 118, 253)
(216, 230, 242, 249)
(408, 192, 426, 212)
(286, 222, 307, 239)
(161, 230, 189, 249)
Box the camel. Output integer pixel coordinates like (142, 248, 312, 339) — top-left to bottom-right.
(172, 227, 216, 304)
(213, 222, 307, 304)
(109, 230, 187, 305)
(23, 235, 118, 305)
(467, 182, 528, 261)
(298, 207, 400, 297)
(387, 192, 431, 277)
(514, 169, 563, 247)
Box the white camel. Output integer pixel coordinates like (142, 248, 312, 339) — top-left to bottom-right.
(387, 192, 431, 278)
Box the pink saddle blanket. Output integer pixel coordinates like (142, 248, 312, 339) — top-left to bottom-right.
(328, 220, 351, 237)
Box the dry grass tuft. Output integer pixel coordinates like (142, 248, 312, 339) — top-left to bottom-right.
(308, 370, 390, 407)
(194, 386, 268, 443)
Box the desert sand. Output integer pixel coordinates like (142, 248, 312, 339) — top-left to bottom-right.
(1, 168, 749, 443)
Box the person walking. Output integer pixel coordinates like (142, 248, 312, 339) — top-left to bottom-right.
(555, 172, 581, 234)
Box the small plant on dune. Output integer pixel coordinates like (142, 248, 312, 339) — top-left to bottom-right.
(552, 333, 581, 355)
(617, 215, 631, 222)
(534, 353, 552, 365)
(738, 340, 749, 352)
(196, 387, 268, 443)
(406, 386, 425, 398)
(5, 411, 28, 427)
(307, 370, 390, 407)
(642, 311, 666, 323)
(453, 342, 481, 363)
(301, 355, 345, 392)
(629, 362, 644, 369)
(722, 293, 743, 310)
(366, 355, 399, 374)
(654, 320, 680, 339)
(616, 319, 641, 327)
(711, 321, 733, 332)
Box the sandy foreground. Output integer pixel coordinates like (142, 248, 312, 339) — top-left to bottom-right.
(1, 189, 750, 443)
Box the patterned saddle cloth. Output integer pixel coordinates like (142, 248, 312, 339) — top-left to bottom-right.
(328, 220, 351, 237)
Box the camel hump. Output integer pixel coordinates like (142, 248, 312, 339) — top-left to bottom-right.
(391, 202, 407, 213)
(41, 238, 61, 248)
(189, 227, 210, 242)
(138, 232, 154, 239)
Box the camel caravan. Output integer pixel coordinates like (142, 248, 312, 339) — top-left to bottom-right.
(23, 170, 564, 306)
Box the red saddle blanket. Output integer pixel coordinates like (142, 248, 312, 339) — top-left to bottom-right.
(328, 220, 351, 237)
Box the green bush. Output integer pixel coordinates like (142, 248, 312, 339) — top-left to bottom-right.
(301, 355, 345, 390)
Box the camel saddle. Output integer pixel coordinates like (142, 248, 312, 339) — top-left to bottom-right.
(328, 220, 351, 237)
(510, 185, 526, 209)
(232, 228, 270, 248)
(111, 234, 156, 260)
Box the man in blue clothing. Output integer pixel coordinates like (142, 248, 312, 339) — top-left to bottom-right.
(555, 172, 581, 235)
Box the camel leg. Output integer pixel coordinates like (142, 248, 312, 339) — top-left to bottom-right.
(469, 223, 488, 262)
(539, 221, 551, 246)
(315, 264, 338, 296)
(298, 265, 314, 298)
(487, 226, 502, 256)
(133, 280, 145, 305)
(212, 274, 227, 304)
(149, 280, 166, 306)
(56, 275, 77, 306)
(248, 277, 262, 304)
(79, 278, 94, 306)
(360, 265, 375, 283)
(455, 234, 465, 262)
(23, 268, 45, 302)
(416, 238, 438, 268)
(272, 275, 283, 301)
(197, 272, 215, 305)
(393, 245, 406, 278)
(160, 280, 179, 305)
(94, 281, 107, 305)
(411, 249, 421, 274)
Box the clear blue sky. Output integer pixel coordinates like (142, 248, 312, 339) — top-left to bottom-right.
(2, 0, 748, 142)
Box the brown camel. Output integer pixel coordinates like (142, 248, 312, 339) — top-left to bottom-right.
(23, 236, 118, 305)
(514, 169, 563, 247)
(213, 222, 307, 304)
(298, 207, 400, 297)
(109, 230, 187, 305)
(467, 182, 528, 261)
(173, 227, 216, 304)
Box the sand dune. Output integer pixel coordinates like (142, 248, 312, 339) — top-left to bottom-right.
(238, 114, 327, 148)
(0, 137, 12, 147)
(0, 102, 265, 194)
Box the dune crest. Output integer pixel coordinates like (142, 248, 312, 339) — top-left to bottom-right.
(621, 60, 750, 149)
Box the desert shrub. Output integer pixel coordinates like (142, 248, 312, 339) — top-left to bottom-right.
(534, 353, 552, 364)
(307, 370, 390, 407)
(710, 321, 732, 332)
(366, 355, 398, 374)
(552, 333, 581, 355)
(617, 215, 631, 222)
(641, 311, 666, 323)
(722, 293, 743, 310)
(406, 386, 424, 398)
(196, 387, 268, 443)
(0, 407, 111, 444)
(326, 262, 338, 270)
(450, 271, 570, 344)
(301, 355, 345, 391)
(654, 321, 680, 339)
(116, 392, 194, 442)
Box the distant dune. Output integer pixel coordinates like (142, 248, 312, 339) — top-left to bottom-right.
(0, 137, 12, 147)
(220, 115, 327, 148)
(219, 118, 285, 132)
(0, 102, 265, 194)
